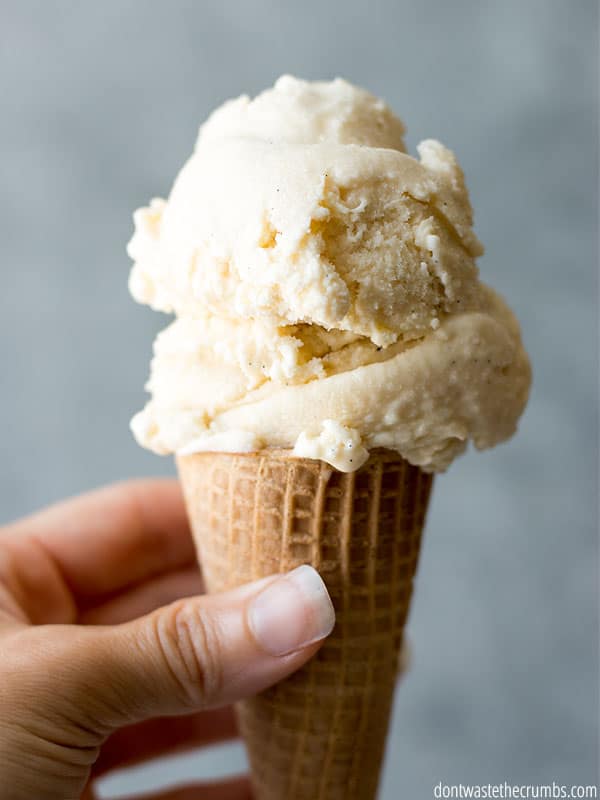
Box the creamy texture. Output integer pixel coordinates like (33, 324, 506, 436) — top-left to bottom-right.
(129, 139, 484, 348)
(129, 76, 531, 472)
(293, 422, 370, 472)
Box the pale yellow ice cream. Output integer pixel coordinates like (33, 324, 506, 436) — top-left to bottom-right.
(129, 76, 530, 472)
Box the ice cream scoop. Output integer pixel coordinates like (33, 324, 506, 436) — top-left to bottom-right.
(129, 76, 530, 472)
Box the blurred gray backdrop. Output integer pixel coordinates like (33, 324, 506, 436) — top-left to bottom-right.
(1, 0, 597, 797)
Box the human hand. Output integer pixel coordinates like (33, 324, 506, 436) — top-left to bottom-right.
(0, 480, 335, 800)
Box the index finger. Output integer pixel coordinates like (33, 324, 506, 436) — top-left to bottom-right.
(5, 479, 196, 600)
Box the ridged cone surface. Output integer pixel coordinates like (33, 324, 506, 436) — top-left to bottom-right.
(177, 449, 432, 800)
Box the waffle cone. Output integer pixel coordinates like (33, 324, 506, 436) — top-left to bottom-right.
(177, 448, 433, 800)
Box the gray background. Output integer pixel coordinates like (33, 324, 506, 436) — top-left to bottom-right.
(1, 0, 598, 797)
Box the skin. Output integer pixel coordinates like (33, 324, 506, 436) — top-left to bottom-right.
(0, 480, 326, 800)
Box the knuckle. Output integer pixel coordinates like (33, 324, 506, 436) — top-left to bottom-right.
(152, 600, 224, 708)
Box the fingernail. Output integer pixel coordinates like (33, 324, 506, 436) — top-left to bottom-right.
(248, 565, 335, 656)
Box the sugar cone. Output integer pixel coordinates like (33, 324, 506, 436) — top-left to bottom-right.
(177, 448, 433, 800)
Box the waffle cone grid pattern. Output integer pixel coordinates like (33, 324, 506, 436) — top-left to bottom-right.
(177, 449, 432, 800)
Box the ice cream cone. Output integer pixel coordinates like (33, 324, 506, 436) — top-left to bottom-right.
(177, 448, 433, 800)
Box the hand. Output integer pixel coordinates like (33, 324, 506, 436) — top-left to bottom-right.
(0, 480, 335, 800)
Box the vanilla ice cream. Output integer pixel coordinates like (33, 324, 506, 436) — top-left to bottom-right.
(129, 76, 530, 472)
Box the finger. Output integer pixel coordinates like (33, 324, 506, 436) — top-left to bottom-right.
(40, 566, 335, 734)
(93, 707, 238, 776)
(6, 480, 195, 600)
(124, 776, 252, 800)
(81, 565, 203, 626)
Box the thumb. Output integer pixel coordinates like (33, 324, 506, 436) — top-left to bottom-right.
(70, 565, 335, 732)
